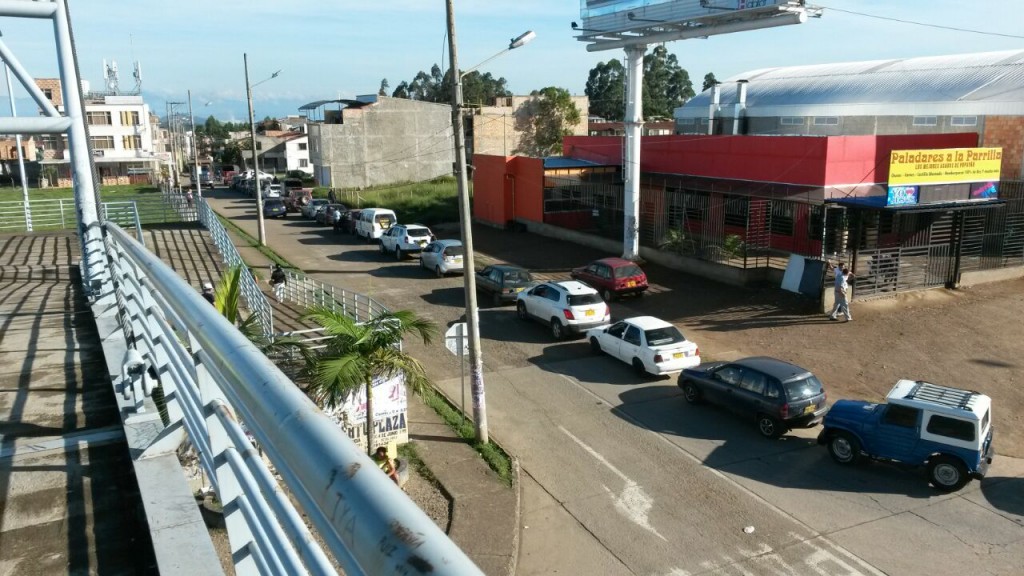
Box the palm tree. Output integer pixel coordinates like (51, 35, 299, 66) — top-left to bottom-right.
(302, 307, 437, 455)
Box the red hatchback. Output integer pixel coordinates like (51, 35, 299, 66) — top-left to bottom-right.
(571, 257, 648, 301)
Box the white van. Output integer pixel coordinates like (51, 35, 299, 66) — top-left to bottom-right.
(356, 208, 398, 242)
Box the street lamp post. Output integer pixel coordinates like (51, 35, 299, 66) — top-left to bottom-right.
(446, 0, 535, 444)
(187, 90, 201, 199)
(167, 101, 184, 190)
(243, 53, 280, 247)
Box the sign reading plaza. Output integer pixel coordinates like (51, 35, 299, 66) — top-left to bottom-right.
(889, 147, 1003, 186)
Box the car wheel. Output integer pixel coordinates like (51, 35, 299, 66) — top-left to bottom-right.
(632, 358, 647, 376)
(756, 414, 784, 439)
(590, 337, 602, 354)
(602, 288, 615, 302)
(516, 302, 528, 320)
(492, 291, 502, 307)
(827, 432, 860, 465)
(379, 243, 386, 254)
(395, 248, 403, 261)
(682, 381, 702, 404)
(928, 456, 970, 492)
(550, 319, 565, 340)
(435, 266, 444, 278)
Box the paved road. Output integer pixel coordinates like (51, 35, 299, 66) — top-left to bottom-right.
(207, 189, 1024, 576)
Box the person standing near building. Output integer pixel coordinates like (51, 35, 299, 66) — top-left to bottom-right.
(201, 282, 216, 305)
(270, 264, 286, 302)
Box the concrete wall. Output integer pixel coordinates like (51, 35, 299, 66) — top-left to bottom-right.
(311, 96, 454, 189)
(472, 95, 589, 157)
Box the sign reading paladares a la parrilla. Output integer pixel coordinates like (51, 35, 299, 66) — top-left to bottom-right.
(889, 147, 1003, 186)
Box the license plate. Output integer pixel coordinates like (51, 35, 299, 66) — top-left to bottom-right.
(515, 287, 524, 292)
(804, 405, 816, 415)
(585, 310, 594, 317)
(626, 281, 636, 288)
(419, 241, 427, 247)
(672, 352, 683, 359)
(455, 256, 463, 262)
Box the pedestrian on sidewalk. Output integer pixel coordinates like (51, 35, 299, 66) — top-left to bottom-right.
(201, 282, 216, 305)
(270, 264, 286, 302)
(828, 261, 853, 322)
(373, 446, 400, 486)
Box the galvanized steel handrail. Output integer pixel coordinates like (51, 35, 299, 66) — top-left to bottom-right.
(279, 268, 389, 324)
(102, 221, 482, 576)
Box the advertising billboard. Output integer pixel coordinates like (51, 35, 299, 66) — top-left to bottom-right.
(324, 373, 409, 452)
(888, 147, 1003, 187)
(581, 0, 789, 20)
(886, 185, 919, 207)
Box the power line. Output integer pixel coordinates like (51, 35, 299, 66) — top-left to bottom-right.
(819, 5, 1024, 40)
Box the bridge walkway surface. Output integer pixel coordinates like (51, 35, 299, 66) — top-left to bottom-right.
(0, 231, 156, 575)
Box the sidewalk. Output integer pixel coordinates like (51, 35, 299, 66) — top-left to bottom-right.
(196, 214, 521, 575)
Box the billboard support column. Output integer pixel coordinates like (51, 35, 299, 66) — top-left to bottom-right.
(622, 44, 645, 261)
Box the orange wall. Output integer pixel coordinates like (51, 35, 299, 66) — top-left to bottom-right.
(472, 155, 544, 225)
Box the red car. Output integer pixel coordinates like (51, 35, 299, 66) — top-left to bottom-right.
(571, 257, 648, 301)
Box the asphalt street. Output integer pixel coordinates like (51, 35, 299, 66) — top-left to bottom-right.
(207, 188, 1024, 576)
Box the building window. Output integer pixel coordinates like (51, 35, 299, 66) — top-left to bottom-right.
(770, 201, 794, 236)
(298, 142, 308, 150)
(120, 110, 141, 126)
(951, 116, 977, 126)
(699, 118, 709, 125)
(86, 111, 112, 125)
(813, 116, 839, 126)
(42, 88, 54, 101)
(256, 142, 262, 150)
(40, 135, 60, 150)
(780, 117, 804, 126)
(678, 118, 695, 126)
(122, 135, 141, 149)
(913, 116, 937, 126)
(90, 136, 115, 149)
(683, 190, 708, 222)
(723, 195, 748, 228)
(299, 159, 309, 168)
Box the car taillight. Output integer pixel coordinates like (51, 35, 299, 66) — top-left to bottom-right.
(694, 347, 700, 357)
(563, 309, 575, 320)
(780, 403, 789, 419)
(403, 236, 410, 243)
(654, 354, 664, 363)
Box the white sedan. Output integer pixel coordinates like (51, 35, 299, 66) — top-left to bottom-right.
(586, 316, 700, 376)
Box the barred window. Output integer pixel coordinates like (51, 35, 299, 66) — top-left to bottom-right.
(807, 205, 824, 240)
(951, 116, 977, 127)
(770, 201, 794, 236)
(813, 116, 839, 126)
(913, 116, 937, 126)
(780, 117, 804, 126)
(723, 195, 748, 227)
(684, 190, 708, 222)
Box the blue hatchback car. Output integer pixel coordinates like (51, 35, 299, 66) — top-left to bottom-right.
(262, 198, 287, 219)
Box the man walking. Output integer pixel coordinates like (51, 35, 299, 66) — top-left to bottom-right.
(270, 264, 286, 302)
(828, 261, 853, 321)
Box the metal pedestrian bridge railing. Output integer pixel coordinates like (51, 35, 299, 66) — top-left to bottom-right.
(100, 220, 481, 575)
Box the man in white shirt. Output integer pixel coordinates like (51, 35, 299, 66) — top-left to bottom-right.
(828, 262, 853, 321)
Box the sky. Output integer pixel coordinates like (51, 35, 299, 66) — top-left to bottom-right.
(1, 0, 1023, 122)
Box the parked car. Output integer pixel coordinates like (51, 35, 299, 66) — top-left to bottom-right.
(335, 209, 362, 235)
(284, 188, 312, 213)
(356, 208, 398, 242)
(571, 257, 648, 301)
(379, 224, 434, 260)
(265, 183, 283, 198)
(475, 265, 536, 306)
(303, 199, 329, 219)
(678, 356, 828, 438)
(315, 203, 347, 226)
(419, 239, 464, 277)
(515, 280, 610, 340)
(262, 198, 287, 219)
(587, 316, 700, 376)
(819, 380, 994, 492)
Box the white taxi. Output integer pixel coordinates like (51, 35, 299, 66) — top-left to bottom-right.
(587, 316, 700, 376)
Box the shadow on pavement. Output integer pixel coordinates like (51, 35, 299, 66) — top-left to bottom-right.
(979, 477, 1024, 519)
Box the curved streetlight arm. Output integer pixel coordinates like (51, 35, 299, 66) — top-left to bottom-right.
(460, 30, 535, 79)
(251, 69, 282, 89)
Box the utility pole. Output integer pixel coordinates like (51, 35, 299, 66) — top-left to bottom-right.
(446, 0, 488, 444)
(3, 48, 31, 230)
(244, 53, 266, 246)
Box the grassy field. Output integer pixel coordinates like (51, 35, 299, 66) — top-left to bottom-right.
(312, 177, 463, 225)
(2, 184, 163, 201)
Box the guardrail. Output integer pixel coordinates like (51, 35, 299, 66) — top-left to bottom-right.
(102, 221, 481, 576)
(278, 268, 389, 325)
(0, 198, 74, 231)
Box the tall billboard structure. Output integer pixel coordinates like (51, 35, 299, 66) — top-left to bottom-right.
(575, 0, 820, 260)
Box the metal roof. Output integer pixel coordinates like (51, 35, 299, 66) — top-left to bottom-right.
(677, 50, 1024, 118)
(543, 157, 605, 169)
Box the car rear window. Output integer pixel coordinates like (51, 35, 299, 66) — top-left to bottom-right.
(645, 326, 684, 346)
(408, 229, 432, 238)
(504, 271, 531, 282)
(614, 265, 645, 278)
(568, 293, 603, 306)
(443, 245, 464, 256)
(782, 375, 824, 401)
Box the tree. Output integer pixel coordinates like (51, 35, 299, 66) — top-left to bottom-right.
(585, 59, 625, 121)
(391, 64, 510, 106)
(643, 45, 694, 120)
(211, 266, 311, 362)
(302, 308, 437, 455)
(461, 71, 511, 107)
(391, 81, 410, 99)
(514, 87, 581, 157)
(218, 142, 243, 167)
(378, 78, 390, 97)
(702, 72, 718, 93)
(260, 116, 281, 132)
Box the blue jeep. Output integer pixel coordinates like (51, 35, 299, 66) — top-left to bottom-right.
(818, 380, 994, 492)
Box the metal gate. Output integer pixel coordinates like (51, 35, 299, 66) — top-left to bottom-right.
(853, 211, 958, 298)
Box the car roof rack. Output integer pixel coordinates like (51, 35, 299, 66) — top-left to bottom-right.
(904, 381, 980, 411)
